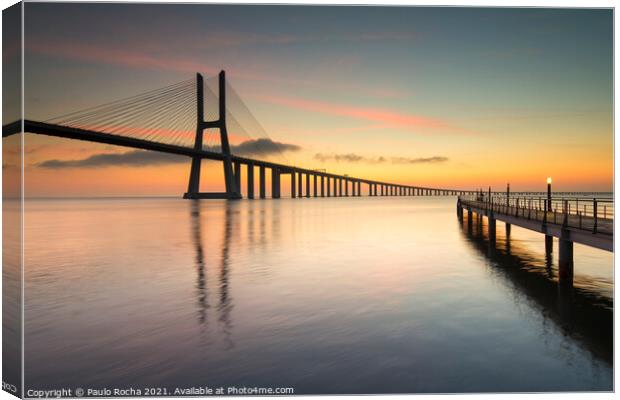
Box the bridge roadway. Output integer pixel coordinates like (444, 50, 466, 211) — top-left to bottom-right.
(457, 196, 613, 286)
(3, 120, 475, 199)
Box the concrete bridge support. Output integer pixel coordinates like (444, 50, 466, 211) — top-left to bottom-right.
(272, 168, 280, 198)
(291, 173, 296, 198)
(259, 166, 266, 199)
(234, 161, 242, 197)
(247, 163, 254, 199)
(505, 223, 511, 237)
(313, 175, 318, 197)
(320, 176, 325, 197)
(327, 177, 331, 197)
(345, 179, 349, 196)
(305, 174, 310, 198)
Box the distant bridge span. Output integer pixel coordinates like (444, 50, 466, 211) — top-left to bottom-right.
(2, 71, 476, 200)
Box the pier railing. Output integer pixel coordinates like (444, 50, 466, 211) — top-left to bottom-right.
(459, 194, 613, 236)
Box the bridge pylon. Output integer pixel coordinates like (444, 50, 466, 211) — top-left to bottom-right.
(184, 71, 241, 200)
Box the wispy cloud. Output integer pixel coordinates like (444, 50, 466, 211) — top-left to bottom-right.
(255, 94, 462, 133)
(38, 138, 301, 168)
(314, 153, 448, 164)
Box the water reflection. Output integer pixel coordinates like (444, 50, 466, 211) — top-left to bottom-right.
(190, 200, 235, 349)
(458, 213, 612, 365)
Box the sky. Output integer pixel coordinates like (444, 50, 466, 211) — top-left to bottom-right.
(18, 3, 613, 196)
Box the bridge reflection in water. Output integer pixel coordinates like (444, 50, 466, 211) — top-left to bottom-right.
(458, 211, 612, 366)
(190, 200, 235, 349)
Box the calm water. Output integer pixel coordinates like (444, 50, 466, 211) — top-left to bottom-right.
(22, 197, 613, 394)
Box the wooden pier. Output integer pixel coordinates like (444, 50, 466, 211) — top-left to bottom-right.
(457, 194, 613, 285)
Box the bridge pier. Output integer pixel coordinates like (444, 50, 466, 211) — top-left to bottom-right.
(291, 172, 296, 198)
(313, 175, 318, 197)
(298, 171, 303, 198)
(259, 166, 266, 199)
(305, 173, 310, 198)
(271, 168, 280, 198)
(327, 177, 331, 197)
(320, 175, 325, 197)
(505, 222, 511, 237)
(234, 161, 242, 198)
(247, 163, 254, 199)
(559, 234, 574, 285)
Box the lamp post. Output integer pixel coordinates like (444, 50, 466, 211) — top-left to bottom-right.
(506, 183, 510, 207)
(547, 177, 552, 213)
(545, 177, 553, 254)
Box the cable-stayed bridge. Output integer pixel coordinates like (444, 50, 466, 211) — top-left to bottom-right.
(3, 71, 475, 199)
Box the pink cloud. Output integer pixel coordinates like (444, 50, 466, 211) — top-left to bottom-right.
(27, 38, 411, 99)
(27, 40, 219, 75)
(254, 94, 463, 134)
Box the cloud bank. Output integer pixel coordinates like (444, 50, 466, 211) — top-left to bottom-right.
(38, 138, 301, 168)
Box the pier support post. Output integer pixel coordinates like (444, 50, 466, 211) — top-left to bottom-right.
(505, 222, 511, 237)
(291, 172, 296, 198)
(467, 209, 473, 230)
(558, 235, 574, 286)
(247, 163, 254, 199)
(488, 216, 496, 244)
(320, 175, 325, 197)
(306, 174, 310, 198)
(271, 168, 280, 198)
(327, 177, 331, 197)
(298, 171, 303, 198)
(259, 166, 266, 199)
(545, 235, 553, 254)
(345, 180, 349, 196)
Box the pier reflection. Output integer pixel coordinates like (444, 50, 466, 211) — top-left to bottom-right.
(458, 214, 612, 365)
